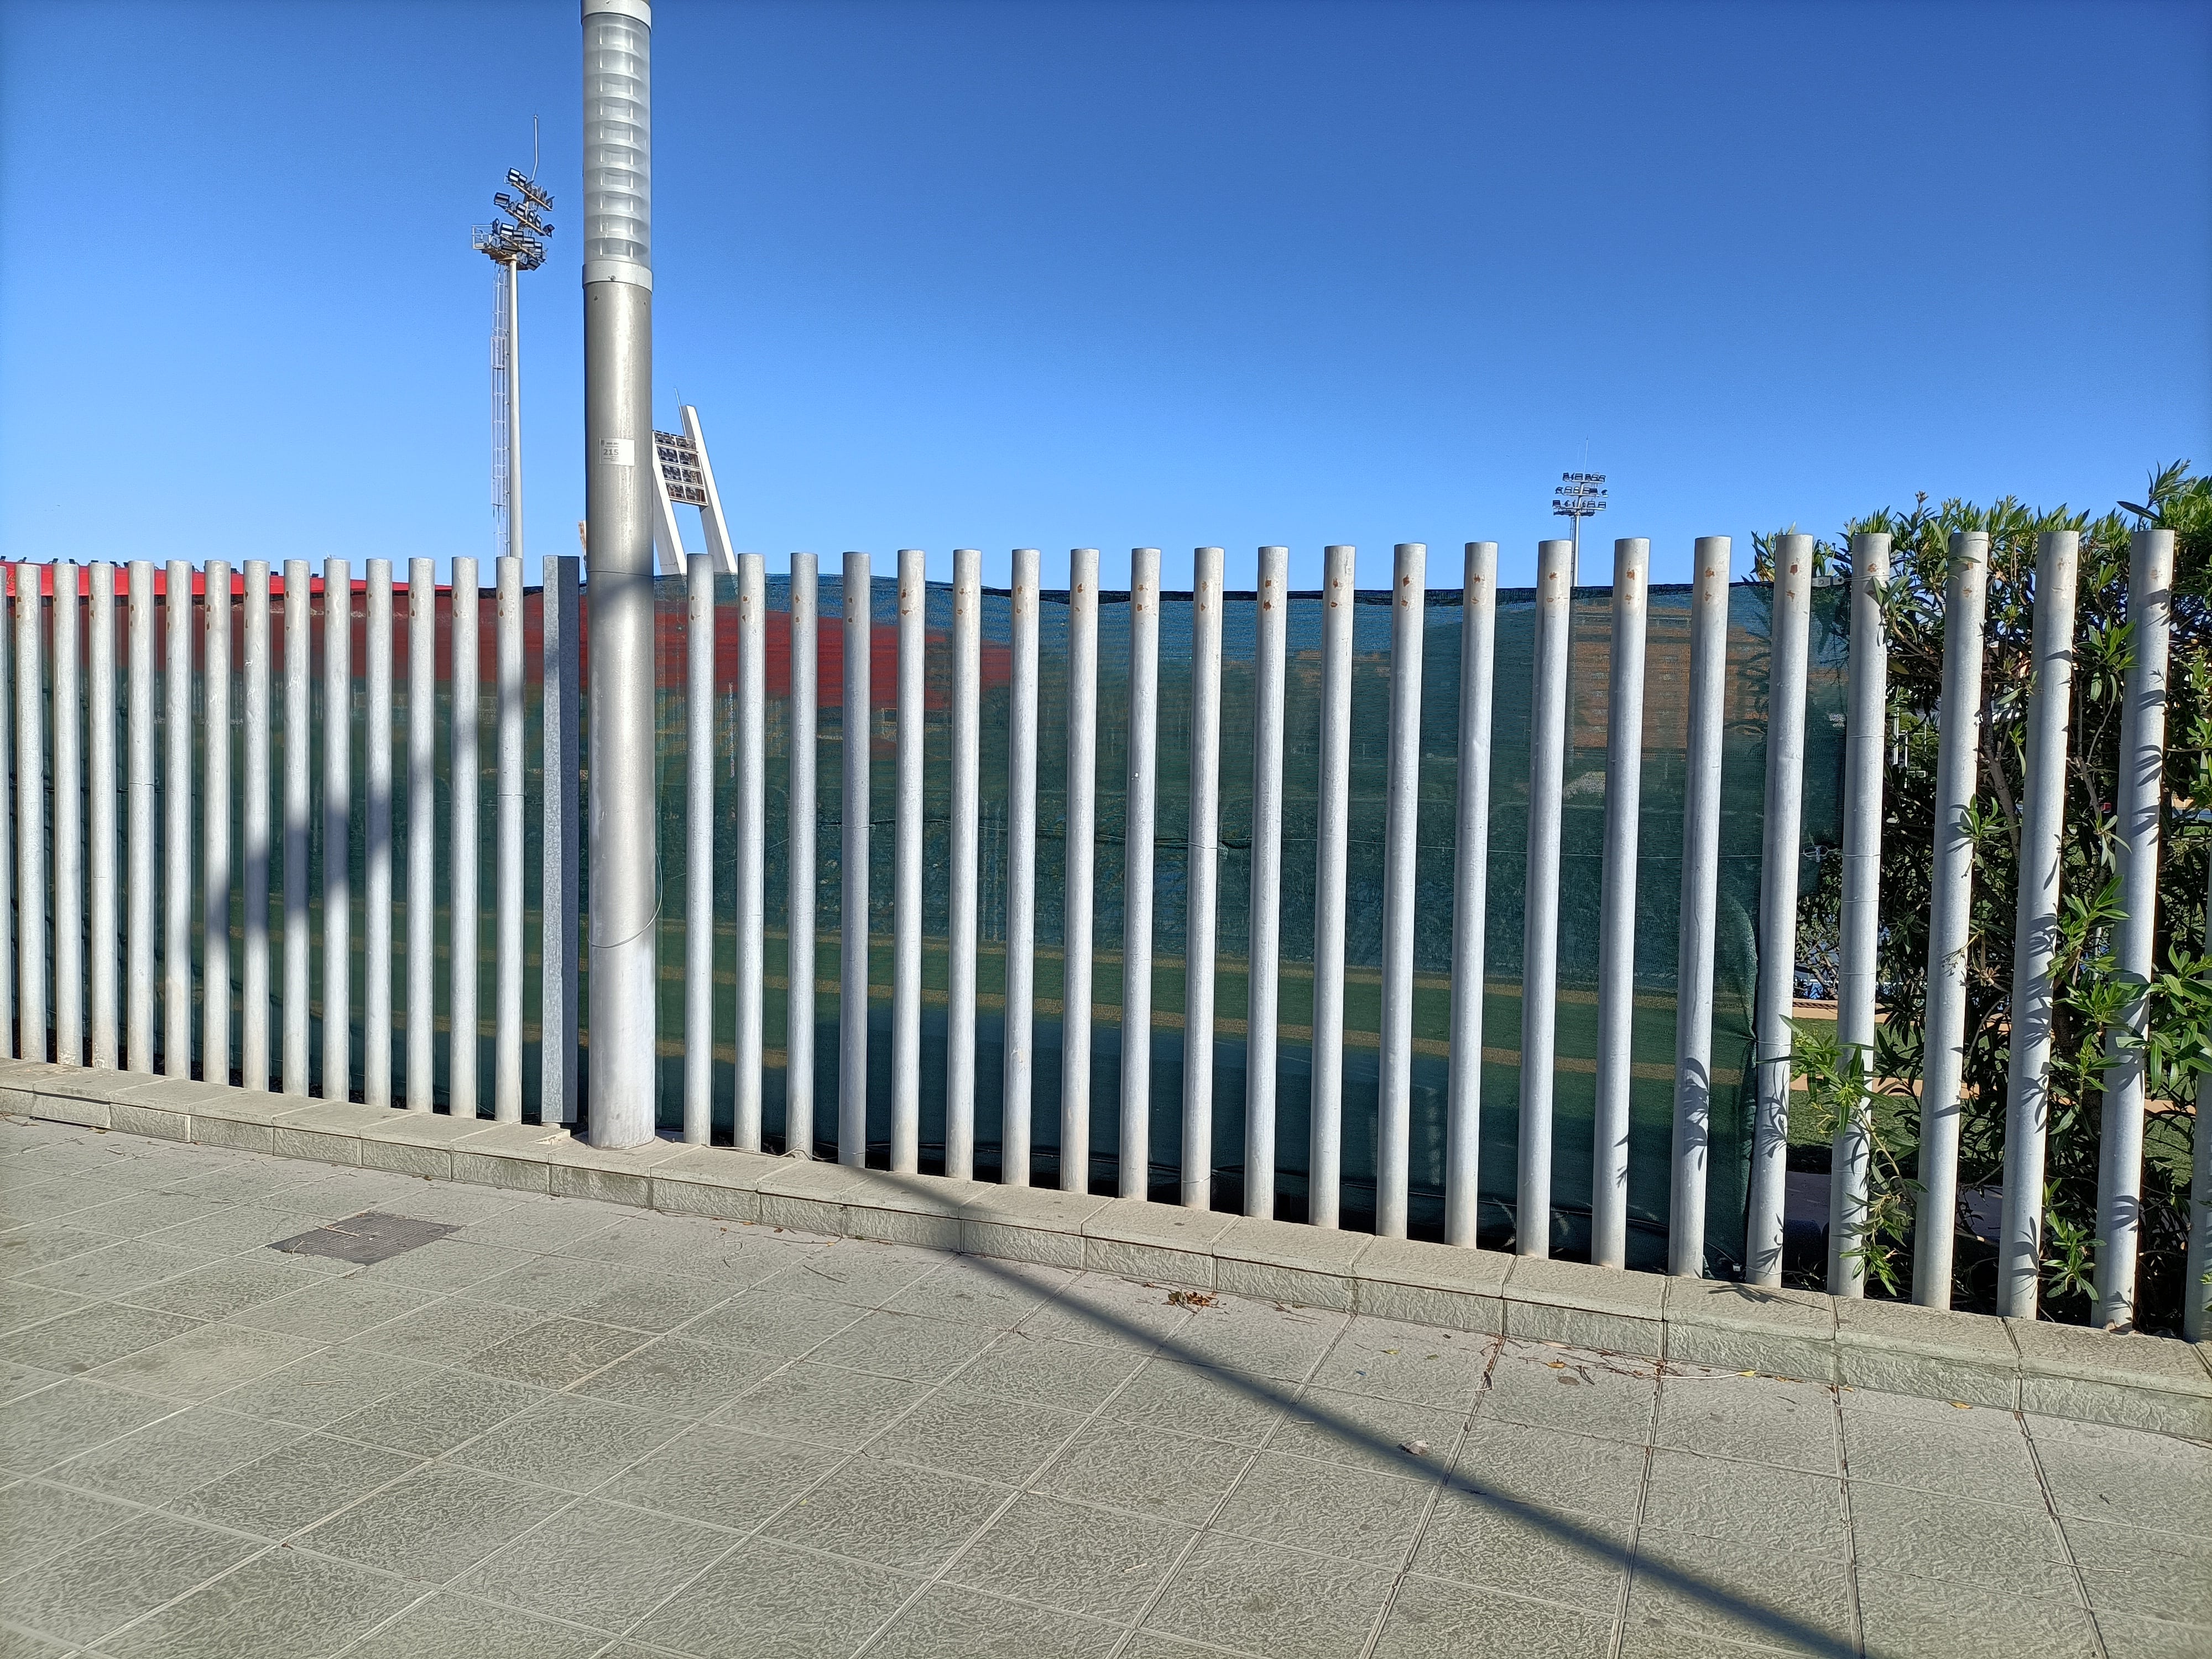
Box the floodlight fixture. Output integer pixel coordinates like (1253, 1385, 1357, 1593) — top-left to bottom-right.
(1551, 469, 1608, 586)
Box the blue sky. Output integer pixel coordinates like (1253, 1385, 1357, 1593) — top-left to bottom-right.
(2, 0, 2206, 592)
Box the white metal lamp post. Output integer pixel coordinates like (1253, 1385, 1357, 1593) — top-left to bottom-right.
(474, 169, 552, 562)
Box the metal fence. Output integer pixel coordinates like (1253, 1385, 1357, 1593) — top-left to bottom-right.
(1, 530, 2195, 1336)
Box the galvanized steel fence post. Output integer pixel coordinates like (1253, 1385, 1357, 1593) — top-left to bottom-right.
(1002, 549, 1041, 1187)
(685, 551, 715, 1142)
(448, 562, 477, 1118)
(541, 554, 581, 1125)
(365, 560, 395, 1109)
(1310, 545, 1355, 1230)
(88, 564, 118, 1072)
(947, 548, 983, 1177)
(734, 551, 766, 1151)
(1244, 545, 1288, 1219)
(282, 561, 311, 1094)
(893, 549, 925, 1173)
(495, 556, 525, 1123)
(406, 560, 437, 1110)
(1519, 539, 1574, 1257)
(322, 559, 352, 1101)
(126, 562, 155, 1073)
(1182, 546, 1225, 1210)
(1376, 542, 1426, 1239)
(241, 564, 271, 1091)
(1590, 538, 1648, 1269)
(1062, 549, 1100, 1194)
(0, 567, 12, 1061)
(785, 554, 818, 1150)
(841, 550, 872, 1166)
(1120, 547, 1162, 1201)
(163, 559, 190, 1078)
(1444, 542, 1497, 1248)
(54, 564, 81, 1067)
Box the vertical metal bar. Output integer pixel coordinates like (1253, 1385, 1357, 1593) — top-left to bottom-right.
(685, 551, 714, 1143)
(1244, 545, 1288, 1219)
(283, 560, 311, 1094)
(947, 547, 983, 1177)
(2096, 528, 2176, 1329)
(54, 565, 82, 1065)
(1995, 531, 2078, 1320)
(734, 551, 767, 1151)
(364, 560, 395, 1110)
(1004, 548, 1040, 1187)
(1670, 540, 1730, 1278)
(2184, 865, 2211, 1343)
(242, 563, 270, 1091)
(1062, 549, 1100, 1194)
(1747, 535, 1817, 1288)
(201, 563, 230, 1082)
(540, 555, 581, 1123)
(0, 567, 12, 1062)
(88, 564, 118, 1071)
(408, 559, 438, 1111)
(1444, 542, 1498, 1246)
(891, 548, 925, 1173)
(786, 553, 818, 1150)
(448, 560, 477, 1120)
(16, 565, 46, 1062)
(1119, 546, 1162, 1201)
(1590, 538, 1650, 1269)
(1182, 546, 1225, 1210)
(494, 555, 524, 1124)
(164, 559, 191, 1079)
(1376, 543, 1427, 1239)
(1517, 540, 1574, 1256)
(841, 550, 872, 1166)
(126, 562, 154, 1072)
(1908, 531, 1988, 1308)
(321, 560, 352, 1100)
(1829, 533, 1890, 1295)
(1310, 544, 1355, 1230)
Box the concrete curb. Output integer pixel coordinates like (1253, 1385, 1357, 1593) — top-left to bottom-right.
(6, 1058, 2207, 1439)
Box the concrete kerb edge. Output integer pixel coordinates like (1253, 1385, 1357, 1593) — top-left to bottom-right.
(4, 1058, 2206, 1437)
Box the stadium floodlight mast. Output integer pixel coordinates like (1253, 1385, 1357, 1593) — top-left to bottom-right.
(473, 158, 555, 563)
(1553, 472, 1608, 587)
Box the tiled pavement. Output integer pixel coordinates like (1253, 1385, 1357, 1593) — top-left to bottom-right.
(1, 1115, 2206, 1659)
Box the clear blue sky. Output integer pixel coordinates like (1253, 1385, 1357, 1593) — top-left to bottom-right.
(3, 0, 2207, 592)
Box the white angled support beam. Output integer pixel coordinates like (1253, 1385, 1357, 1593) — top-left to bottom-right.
(406, 560, 437, 1110)
(364, 560, 395, 1109)
(1910, 532, 1988, 1308)
(2096, 528, 2176, 1329)
(1670, 539, 1730, 1278)
(1590, 538, 1650, 1269)
(88, 564, 119, 1072)
(494, 555, 525, 1124)
(1243, 546, 1288, 1220)
(282, 561, 311, 1094)
(1310, 544, 1355, 1229)
(1062, 549, 1100, 1195)
(1518, 539, 1573, 1257)
(734, 552, 767, 1151)
(126, 562, 155, 1073)
(1746, 535, 1815, 1288)
(1183, 546, 1225, 1211)
(840, 551, 872, 1167)
(1003, 548, 1041, 1187)
(1445, 541, 1498, 1247)
(1375, 542, 1426, 1239)
(1996, 530, 2078, 1319)
(242, 563, 272, 1092)
(322, 559, 352, 1102)
(448, 561, 477, 1118)
(54, 564, 82, 1066)
(685, 551, 716, 1144)
(891, 549, 925, 1173)
(786, 554, 819, 1151)
(1119, 546, 1162, 1202)
(946, 548, 983, 1178)
(681, 405, 737, 577)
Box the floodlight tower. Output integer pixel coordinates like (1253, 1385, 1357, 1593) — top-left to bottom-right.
(473, 168, 554, 561)
(1553, 472, 1608, 588)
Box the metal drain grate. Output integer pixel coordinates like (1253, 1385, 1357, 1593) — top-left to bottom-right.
(270, 1212, 462, 1265)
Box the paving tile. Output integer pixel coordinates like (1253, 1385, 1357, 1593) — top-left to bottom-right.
(0, 1177, 143, 1223)
(17, 1239, 210, 1300)
(2062, 1516, 2212, 1626)
(760, 1453, 1005, 1573)
(716, 1360, 931, 1450)
(565, 1270, 745, 1335)
(1627, 1529, 1858, 1651)
(85, 1321, 321, 1402)
(1452, 1417, 1649, 1522)
(1016, 1272, 1193, 1349)
(1267, 1384, 1468, 1476)
(450, 1198, 629, 1254)
(946, 1490, 1191, 1623)
(64, 1191, 229, 1240)
(958, 1332, 1149, 1412)
(1142, 1532, 1396, 1659)
(451, 1392, 686, 1493)
(1410, 1487, 1630, 1613)
(458, 1316, 650, 1387)
(627, 1535, 919, 1658)
(140, 1205, 336, 1260)
(0, 1303, 201, 1375)
(0, 1224, 113, 1277)
(1305, 1317, 1494, 1408)
(1846, 1483, 2072, 1586)
(868, 1582, 1123, 1659)
(2094, 1610, 2212, 1659)
(805, 1310, 997, 1384)
(860, 1384, 1088, 1487)
(206, 1345, 444, 1430)
(884, 1258, 1078, 1328)
(1212, 1449, 1432, 1567)
(0, 1620, 76, 1657)
(48, 1404, 304, 1504)
(369, 1182, 520, 1228)
(302, 1464, 573, 1582)
(1098, 1359, 1288, 1448)
(599, 1420, 842, 1531)
(225, 1275, 439, 1342)
(337, 1590, 612, 1659)
(103, 1543, 414, 1659)
(1653, 1371, 1841, 1476)
(1372, 1576, 1614, 1659)
(1858, 1565, 2099, 1659)
(0, 1281, 91, 1337)
(1639, 1449, 1844, 1547)
(322, 1365, 547, 1456)
(1838, 1403, 2047, 1507)
(118, 1254, 329, 1321)
(340, 1294, 542, 1364)
(574, 1334, 785, 1418)
(562, 1209, 771, 1271)
(351, 1237, 537, 1293)
(773, 1240, 948, 1311)
(460, 1495, 732, 1629)
(0, 1356, 62, 1406)
(682, 1286, 869, 1358)
(171, 1432, 420, 1536)
(1479, 1340, 1659, 1442)
(2029, 1418, 2212, 1535)
(0, 1475, 143, 1572)
(0, 1379, 176, 1475)
(1033, 1419, 1254, 1525)
(0, 1510, 259, 1647)
(1160, 1297, 1347, 1384)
